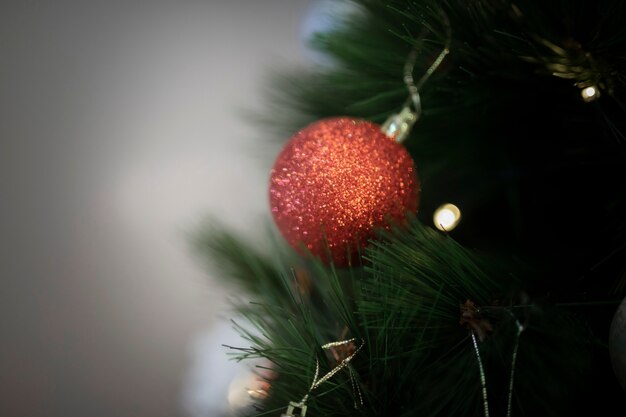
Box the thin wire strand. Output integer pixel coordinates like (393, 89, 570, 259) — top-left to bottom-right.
(506, 320, 525, 417)
(300, 357, 320, 405)
(471, 331, 490, 417)
(382, 10, 452, 142)
(348, 366, 364, 408)
(469, 309, 525, 417)
(403, 10, 452, 113)
(311, 339, 364, 389)
(296, 338, 365, 406)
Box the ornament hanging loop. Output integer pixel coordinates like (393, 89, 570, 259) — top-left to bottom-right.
(383, 10, 452, 143)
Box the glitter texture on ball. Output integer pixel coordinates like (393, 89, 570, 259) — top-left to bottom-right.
(269, 117, 420, 266)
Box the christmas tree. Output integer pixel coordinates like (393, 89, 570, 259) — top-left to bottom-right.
(197, 1, 626, 416)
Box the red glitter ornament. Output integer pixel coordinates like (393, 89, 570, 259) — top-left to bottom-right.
(269, 117, 419, 266)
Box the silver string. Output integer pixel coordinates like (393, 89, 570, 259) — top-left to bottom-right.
(403, 10, 452, 116)
(297, 338, 365, 406)
(348, 366, 364, 408)
(311, 338, 364, 390)
(299, 356, 320, 405)
(469, 312, 525, 417)
(506, 320, 525, 417)
(383, 10, 452, 143)
(471, 330, 490, 417)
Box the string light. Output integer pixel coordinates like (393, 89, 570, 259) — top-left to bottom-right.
(433, 203, 461, 231)
(227, 372, 254, 409)
(581, 86, 599, 102)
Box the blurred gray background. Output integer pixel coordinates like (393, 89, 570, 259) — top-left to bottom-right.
(0, 1, 344, 416)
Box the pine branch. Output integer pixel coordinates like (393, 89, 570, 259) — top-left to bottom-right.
(199, 1, 626, 416)
(206, 220, 591, 416)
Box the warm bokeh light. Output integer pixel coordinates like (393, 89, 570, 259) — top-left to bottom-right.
(227, 372, 254, 410)
(433, 203, 462, 231)
(581, 86, 599, 102)
(227, 369, 271, 410)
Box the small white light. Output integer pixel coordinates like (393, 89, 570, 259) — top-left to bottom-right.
(581, 86, 599, 102)
(227, 371, 255, 410)
(247, 388, 269, 400)
(433, 203, 462, 231)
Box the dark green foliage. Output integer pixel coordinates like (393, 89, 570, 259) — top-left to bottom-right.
(198, 0, 626, 415)
(194, 226, 289, 300)
(206, 221, 591, 416)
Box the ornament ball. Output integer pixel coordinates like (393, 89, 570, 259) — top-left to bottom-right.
(269, 117, 419, 266)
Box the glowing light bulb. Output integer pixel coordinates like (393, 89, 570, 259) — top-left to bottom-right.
(433, 203, 461, 231)
(581, 86, 599, 102)
(227, 372, 253, 410)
